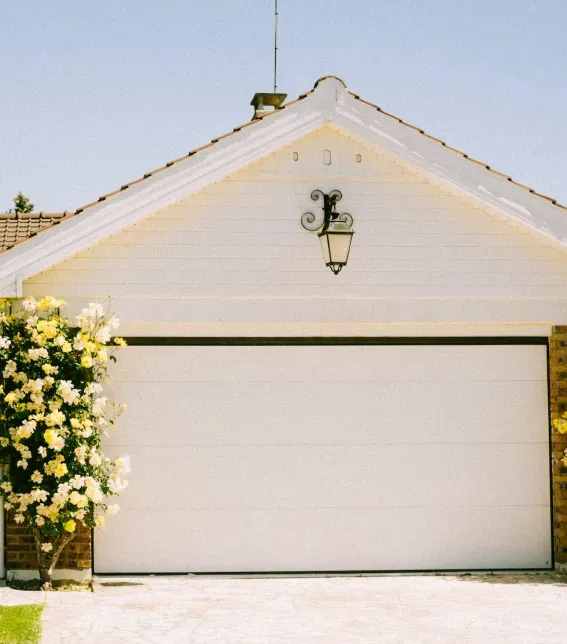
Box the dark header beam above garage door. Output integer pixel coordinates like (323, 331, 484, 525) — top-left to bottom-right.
(123, 337, 548, 346)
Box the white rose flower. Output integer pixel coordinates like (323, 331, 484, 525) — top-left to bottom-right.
(114, 456, 131, 474)
(92, 397, 107, 416)
(68, 475, 86, 490)
(41, 543, 53, 552)
(88, 303, 104, 317)
(95, 326, 111, 343)
(89, 449, 102, 467)
(31, 489, 49, 503)
(85, 383, 103, 395)
(28, 348, 48, 361)
(22, 298, 38, 312)
(85, 486, 103, 503)
(3, 360, 17, 378)
(57, 381, 80, 405)
(31, 471, 43, 484)
(108, 476, 128, 494)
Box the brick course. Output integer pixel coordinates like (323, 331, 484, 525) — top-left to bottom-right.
(549, 326, 567, 565)
(5, 515, 91, 571)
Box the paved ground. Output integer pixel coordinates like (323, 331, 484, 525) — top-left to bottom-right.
(1, 573, 566, 643)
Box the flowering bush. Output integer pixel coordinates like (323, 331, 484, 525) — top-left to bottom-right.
(553, 413, 567, 467)
(0, 296, 129, 587)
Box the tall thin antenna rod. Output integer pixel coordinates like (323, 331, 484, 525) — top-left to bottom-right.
(273, 0, 279, 93)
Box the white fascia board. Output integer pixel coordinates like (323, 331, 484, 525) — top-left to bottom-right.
(0, 81, 342, 297)
(333, 93, 567, 251)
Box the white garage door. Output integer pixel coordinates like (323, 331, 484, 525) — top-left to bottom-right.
(95, 342, 552, 573)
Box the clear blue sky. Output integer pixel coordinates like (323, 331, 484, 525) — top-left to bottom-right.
(1, 1, 565, 212)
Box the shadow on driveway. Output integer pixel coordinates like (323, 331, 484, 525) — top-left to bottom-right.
(451, 572, 567, 586)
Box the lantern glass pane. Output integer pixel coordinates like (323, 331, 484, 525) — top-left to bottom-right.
(319, 233, 331, 264)
(327, 231, 353, 265)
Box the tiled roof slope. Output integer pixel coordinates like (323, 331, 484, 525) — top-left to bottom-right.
(2, 78, 564, 254)
(0, 213, 69, 253)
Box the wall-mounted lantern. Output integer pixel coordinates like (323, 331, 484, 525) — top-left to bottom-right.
(301, 189, 354, 275)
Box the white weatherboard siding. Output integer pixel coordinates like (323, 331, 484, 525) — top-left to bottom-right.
(94, 344, 551, 573)
(24, 126, 567, 336)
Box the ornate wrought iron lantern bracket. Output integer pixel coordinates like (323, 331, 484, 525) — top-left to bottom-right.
(301, 189, 354, 275)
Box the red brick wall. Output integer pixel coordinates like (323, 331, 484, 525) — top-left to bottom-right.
(5, 515, 91, 571)
(550, 327, 567, 566)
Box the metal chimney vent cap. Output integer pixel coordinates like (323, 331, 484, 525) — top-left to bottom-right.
(250, 92, 287, 119)
(251, 92, 287, 109)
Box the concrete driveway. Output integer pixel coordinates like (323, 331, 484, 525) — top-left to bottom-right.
(2, 573, 567, 643)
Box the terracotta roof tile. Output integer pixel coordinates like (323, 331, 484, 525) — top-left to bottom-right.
(0, 213, 69, 253)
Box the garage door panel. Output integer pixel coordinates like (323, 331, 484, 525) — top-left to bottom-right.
(110, 345, 546, 383)
(105, 443, 550, 510)
(107, 380, 548, 446)
(96, 343, 551, 573)
(95, 505, 551, 574)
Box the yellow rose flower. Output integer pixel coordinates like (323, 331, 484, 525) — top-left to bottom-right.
(81, 355, 93, 368)
(44, 429, 57, 446)
(63, 519, 76, 533)
(39, 296, 66, 311)
(54, 463, 68, 478)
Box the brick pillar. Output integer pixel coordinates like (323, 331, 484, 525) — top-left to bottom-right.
(549, 326, 567, 568)
(5, 514, 91, 577)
